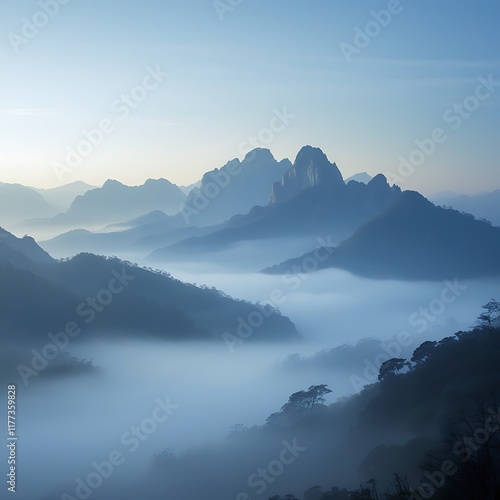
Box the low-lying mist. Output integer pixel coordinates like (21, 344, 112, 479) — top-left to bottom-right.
(14, 340, 313, 499)
(5, 261, 499, 499)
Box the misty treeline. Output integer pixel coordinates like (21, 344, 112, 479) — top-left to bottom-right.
(140, 301, 500, 499)
(0, 250, 296, 349)
(38, 299, 500, 499)
(265, 301, 500, 499)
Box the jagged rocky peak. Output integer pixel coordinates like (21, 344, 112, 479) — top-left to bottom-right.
(270, 146, 344, 204)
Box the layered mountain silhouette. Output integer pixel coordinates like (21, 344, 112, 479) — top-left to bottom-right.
(40, 207, 214, 258)
(20, 178, 187, 233)
(32, 181, 95, 211)
(0, 182, 57, 227)
(0, 228, 298, 343)
(12, 145, 500, 283)
(178, 180, 202, 195)
(432, 189, 500, 227)
(345, 172, 373, 185)
(265, 191, 500, 280)
(149, 147, 402, 260)
(40, 149, 292, 256)
(183, 148, 292, 226)
(39, 148, 399, 260)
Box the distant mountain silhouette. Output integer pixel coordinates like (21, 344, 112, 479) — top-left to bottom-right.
(32, 181, 95, 211)
(265, 191, 500, 280)
(105, 210, 172, 230)
(66, 178, 186, 221)
(20, 179, 187, 233)
(345, 172, 373, 185)
(183, 148, 292, 226)
(179, 180, 201, 195)
(432, 189, 500, 227)
(150, 147, 402, 260)
(0, 182, 57, 228)
(40, 209, 221, 258)
(43, 150, 295, 256)
(40, 211, 184, 258)
(0, 228, 298, 342)
(40, 204, 222, 258)
(38, 148, 398, 259)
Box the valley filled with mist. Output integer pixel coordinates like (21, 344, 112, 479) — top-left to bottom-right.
(2, 2, 500, 498)
(1, 144, 500, 500)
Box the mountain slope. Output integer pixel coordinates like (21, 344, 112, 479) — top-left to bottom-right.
(269, 146, 343, 204)
(116, 324, 500, 499)
(183, 148, 292, 226)
(0, 182, 57, 227)
(432, 189, 500, 227)
(0, 227, 54, 270)
(0, 228, 298, 343)
(66, 178, 186, 221)
(33, 181, 96, 211)
(266, 191, 500, 280)
(345, 172, 373, 185)
(20, 179, 187, 235)
(150, 147, 402, 261)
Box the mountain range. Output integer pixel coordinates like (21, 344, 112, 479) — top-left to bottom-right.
(345, 172, 372, 184)
(0, 182, 57, 227)
(266, 191, 500, 280)
(39, 150, 295, 256)
(20, 178, 187, 235)
(0, 227, 298, 343)
(183, 148, 292, 226)
(31, 181, 95, 211)
(149, 147, 402, 261)
(432, 189, 500, 227)
(3, 145, 500, 282)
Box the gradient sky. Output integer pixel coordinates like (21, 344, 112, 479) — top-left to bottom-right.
(0, 0, 499, 194)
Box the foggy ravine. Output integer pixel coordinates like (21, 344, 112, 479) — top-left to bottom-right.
(5, 260, 500, 500)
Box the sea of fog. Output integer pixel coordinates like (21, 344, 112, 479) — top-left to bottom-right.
(5, 264, 500, 499)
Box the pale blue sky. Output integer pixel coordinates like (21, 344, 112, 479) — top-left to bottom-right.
(0, 0, 499, 194)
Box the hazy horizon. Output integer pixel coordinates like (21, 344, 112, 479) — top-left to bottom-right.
(1, 1, 500, 194)
(1, 150, 498, 199)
